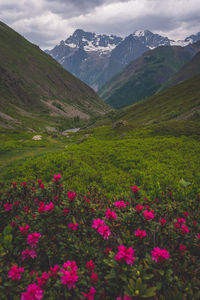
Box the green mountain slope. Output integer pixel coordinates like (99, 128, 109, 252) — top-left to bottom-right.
(0, 21, 109, 130)
(162, 49, 200, 90)
(114, 74, 200, 125)
(99, 46, 197, 109)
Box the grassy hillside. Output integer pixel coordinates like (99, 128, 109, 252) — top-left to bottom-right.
(162, 50, 200, 90)
(113, 74, 200, 125)
(99, 46, 194, 109)
(0, 21, 109, 130)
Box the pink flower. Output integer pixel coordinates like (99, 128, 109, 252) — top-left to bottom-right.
(174, 222, 180, 229)
(81, 286, 96, 300)
(37, 272, 49, 287)
(38, 202, 45, 213)
(97, 225, 111, 240)
(105, 247, 113, 255)
(181, 224, 189, 234)
(22, 249, 37, 261)
(63, 208, 70, 216)
(143, 209, 155, 220)
(90, 272, 98, 285)
(38, 179, 42, 184)
(45, 202, 54, 211)
(177, 218, 186, 224)
(19, 225, 30, 235)
(105, 208, 117, 220)
(21, 283, 44, 300)
(48, 265, 60, 278)
(8, 265, 24, 280)
(12, 182, 17, 188)
(91, 219, 105, 229)
(4, 203, 13, 211)
(159, 218, 166, 226)
(135, 204, 143, 212)
(179, 244, 187, 254)
(68, 223, 79, 230)
(151, 247, 170, 263)
(86, 260, 95, 273)
(60, 261, 79, 290)
(184, 211, 189, 217)
(67, 191, 76, 201)
(134, 228, 146, 239)
(115, 245, 136, 265)
(114, 201, 126, 208)
(117, 296, 133, 300)
(193, 220, 197, 226)
(131, 185, 140, 193)
(27, 233, 41, 248)
(53, 173, 61, 183)
(39, 183, 44, 190)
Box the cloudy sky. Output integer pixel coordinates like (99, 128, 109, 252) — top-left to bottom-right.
(0, 0, 200, 49)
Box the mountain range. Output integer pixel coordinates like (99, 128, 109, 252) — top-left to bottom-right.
(48, 29, 200, 91)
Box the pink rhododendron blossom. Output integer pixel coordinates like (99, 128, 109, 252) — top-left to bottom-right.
(151, 247, 170, 263)
(21, 283, 44, 300)
(179, 244, 187, 254)
(8, 265, 24, 280)
(90, 272, 98, 285)
(159, 218, 167, 226)
(67, 191, 76, 201)
(81, 286, 96, 300)
(86, 260, 95, 273)
(21, 182, 27, 187)
(48, 265, 60, 278)
(177, 218, 186, 224)
(181, 224, 189, 234)
(14, 201, 20, 207)
(38, 202, 45, 213)
(131, 185, 140, 193)
(115, 245, 136, 265)
(27, 233, 41, 248)
(117, 296, 132, 300)
(114, 201, 126, 208)
(68, 223, 79, 230)
(134, 228, 147, 239)
(135, 204, 143, 212)
(193, 220, 197, 226)
(12, 182, 17, 188)
(39, 183, 44, 190)
(53, 173, 61, 183)
(37, 272, 49, 287)
(105, 247, 113, 255)
(184, 211, 189, 217)
(174, 222, 180, 229)
(60, 261, 79, 289)
(45, 202, 54, 211)
(91, 219, 105, 229)
(105, 208, 117, 220)
(63, 208, 70, 216)
(4, 203, 13, 211)
(97, 225, 111, 240)
(19, 225, 30, 235)
(22, 249, 37, 261)
(143, 209, 155, 220)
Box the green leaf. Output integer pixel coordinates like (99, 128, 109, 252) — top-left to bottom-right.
(143, 286, 157, 298)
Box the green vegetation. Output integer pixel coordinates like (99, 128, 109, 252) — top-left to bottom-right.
(99, 46, 193, 109)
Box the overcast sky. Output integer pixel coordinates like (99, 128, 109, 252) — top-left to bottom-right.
(0, 0, 200, 49)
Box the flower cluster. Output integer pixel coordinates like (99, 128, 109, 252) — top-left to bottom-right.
(105, 208, 117, 220)
(21, 283, 44, 300)
(134, 228, 147, 239)
(92, 219, 111, 239)
(115, 245, 136, 265)
(114, 201, 126, 208)
(151, 247, 170, 263)
(27, 233, 41, 248)
(8, 265, 24, 280)
(22, 249, 37, 261)
(60, 261, 79, 290)
(38, 202, 54, 213)
(143, 209, 155, 220)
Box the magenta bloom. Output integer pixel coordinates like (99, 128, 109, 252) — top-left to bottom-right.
(134, 228, 146, 239)
(115, 245, 136, 265)
(90, 272, 98, 285)
(48, 265, 60, 278)
(131, 185, 140, 193)
(198, 233, 200, 239)
(4, 203, 13, 211)
(68, 223, 79, 230)
(91, 218, 105, 229)
(8, 265, 24, 280)
(117, 296, 133, 300)
(97, 225, 111, 240)
(53, 173, 61, 183)
(63, 208, 70, 216)
(22, 249, 37, 261)
(27, 233, 41, 248)
(184, 211, 189, 217)
(82, 286, 96, 300)
(86, 260, 95, 273)
(159, 218, 166, 226)
(135, 204, 143, 212)
(177, 218, 186, 224)
(143, 209, 155, 220)
(21, 283, 44, 300)
(67, 191, 76, 201)
(60, 261, 79, 290)
(37, 272, 49, 287)
(19, 225, 30, 235)
(179, 244, 187, 254)
(181, 224, 189, 234)
(151, 247, 170, 263)
(114, 201, 126, 208)
(105, 208, 117, 220)
(45, 202, 54, 211)
(38, 202, 45, 213)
